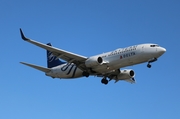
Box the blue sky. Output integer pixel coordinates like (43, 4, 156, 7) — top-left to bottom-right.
(0, 0, 180, 119)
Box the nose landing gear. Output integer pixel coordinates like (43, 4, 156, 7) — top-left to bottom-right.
(147, 58, 157, 68)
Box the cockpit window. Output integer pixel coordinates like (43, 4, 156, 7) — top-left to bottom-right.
(150, 45, 159, 47)
(150, 45, 155, 47)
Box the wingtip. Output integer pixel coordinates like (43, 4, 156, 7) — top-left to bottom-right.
(20, 62, 23, 64)
(20, 62, 26, 65)
(20, 28, 29, 41)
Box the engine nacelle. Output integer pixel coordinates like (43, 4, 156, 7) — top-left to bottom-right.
(85, 56, 103, 67)
(116, 69, 135, 80)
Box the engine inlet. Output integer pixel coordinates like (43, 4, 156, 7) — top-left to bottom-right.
(130, 70, 134, 76)
(97, 57, 103, 63)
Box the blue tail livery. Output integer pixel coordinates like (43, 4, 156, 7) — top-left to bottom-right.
(46, 43, 65, 68)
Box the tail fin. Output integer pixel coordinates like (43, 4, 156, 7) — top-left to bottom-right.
(46, 43, 65, 68)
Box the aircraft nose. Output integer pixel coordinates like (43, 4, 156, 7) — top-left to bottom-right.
(158, 47, 166, 55)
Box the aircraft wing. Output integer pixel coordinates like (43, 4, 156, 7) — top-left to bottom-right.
(20, 29, 88, 69)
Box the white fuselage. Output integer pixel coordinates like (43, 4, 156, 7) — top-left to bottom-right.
(46, 43, 166, 79)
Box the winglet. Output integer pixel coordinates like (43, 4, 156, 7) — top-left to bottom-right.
(20, 28, 29, 41)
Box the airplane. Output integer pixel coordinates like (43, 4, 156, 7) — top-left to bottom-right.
(19, 28, 166, 85)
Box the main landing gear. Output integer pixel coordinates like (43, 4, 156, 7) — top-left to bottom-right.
(147, 58, 157, 68)
(82, 72, 89, 77)
(82, 68, 96, 77)
(101, 77, 109, 85)
(82, 72, 109, 85)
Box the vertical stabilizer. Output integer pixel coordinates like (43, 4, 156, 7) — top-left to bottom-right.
(46, 43, 65, 68)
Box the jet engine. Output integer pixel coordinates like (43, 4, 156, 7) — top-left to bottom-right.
(116, 69, 135, 80)
(85, 56, 103, 67)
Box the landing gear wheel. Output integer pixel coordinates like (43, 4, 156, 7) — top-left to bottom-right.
(147, 64, 151, 68)
(101, 78, 108, 85)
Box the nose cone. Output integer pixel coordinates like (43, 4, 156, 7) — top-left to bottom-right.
(158, 47, 166, 55)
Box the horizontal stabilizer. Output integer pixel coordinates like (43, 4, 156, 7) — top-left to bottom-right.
(20, 62, 51, 73)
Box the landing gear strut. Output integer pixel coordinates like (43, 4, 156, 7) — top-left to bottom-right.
(101, 77, 108, 85)
(147, 58, 157, 68)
